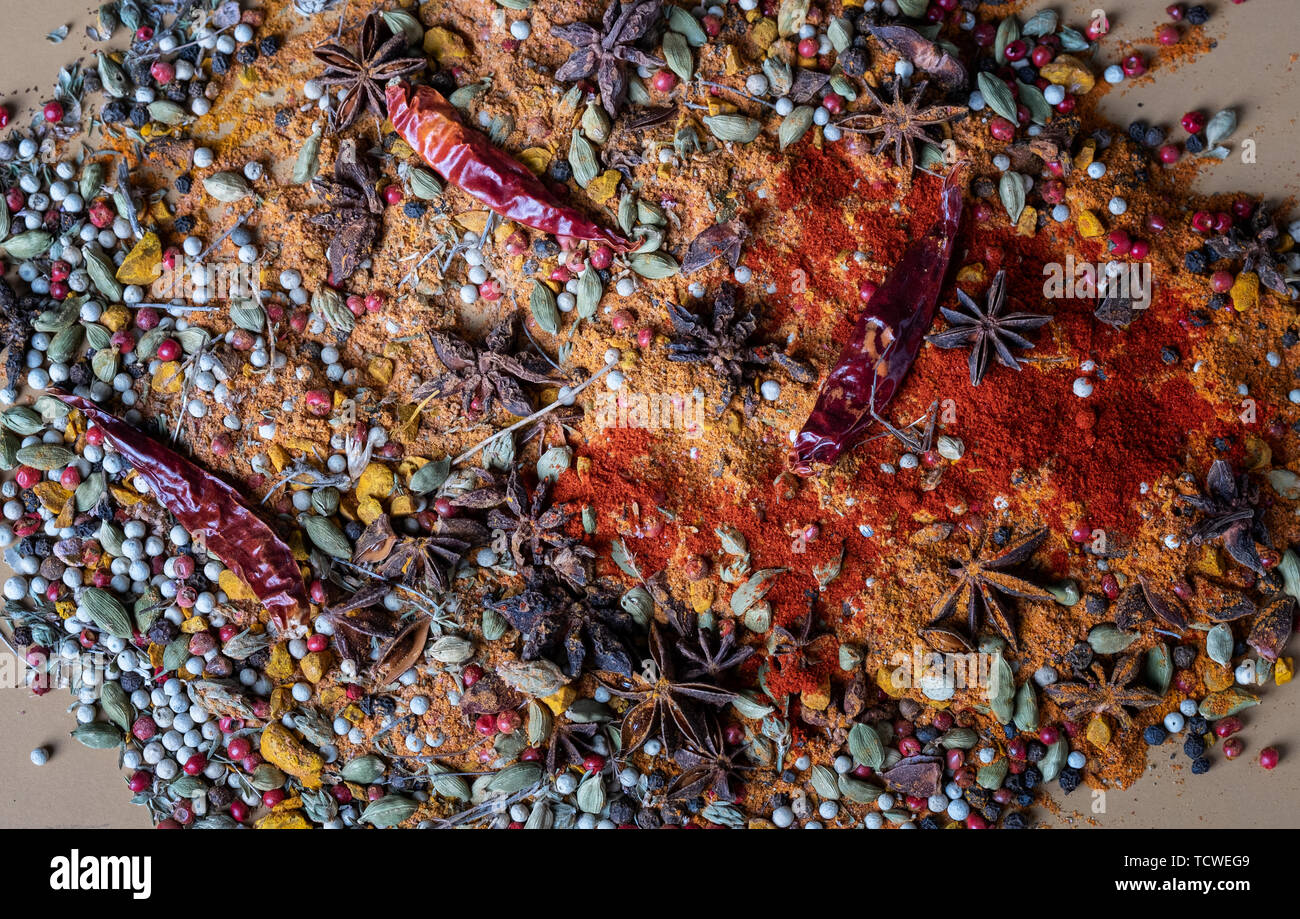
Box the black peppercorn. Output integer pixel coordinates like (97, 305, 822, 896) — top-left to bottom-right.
(1185, 133, 1205, 154)
(173, 214, 195, 234)
(1184, 247, 1210, 274)
(211, 52, 232, 75)
(1058, 767, 1082, 793)
(1184, 734, 1207, 758)
(129, 104, 150, 128)
(101, 100, 129, 123)
(260, 36, 281, 56)
(1144, 724, 1169, 745)
(1143, 126, 1166, 148)
(548, 159, 573, 183)
(1191, 756, 1211, 774)
(1127, 120, 1149, 144)
(236, 45, 258, 65)
(403, 201, 427, 219)
(1160, 345, 1180, 365)
(174, 174, 192, 194)
(1186, 5, 1209, 25)
(1002, 811, 1029, 829)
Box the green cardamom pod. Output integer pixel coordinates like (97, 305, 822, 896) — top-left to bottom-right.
(1, 231, 53, 260)
(299, 514, 352, 558)
(81, 244, 124, 301)
(529, 281, 560, 334)
(96, 52, 130, 98)
(202, 171, 252, 203)
(703, 114, 763, 144)
(312, 286, 355, 335)
(46, 324, 84, 365)
(15, 444, 76, 471)
(568, 131, 599, 188)
(406, 166, 443, 200)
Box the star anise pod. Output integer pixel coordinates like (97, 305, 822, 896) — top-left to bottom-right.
(309, 139, 382, 282)
(665, 283, 815, 417)
(665, 721, 750, 803)
(312, 11, 425, 131)
(413, 316, 559, 420)
(1178, 460, 1270, 574)
(352, 512, 488, 595)
(543, 715, 600, 774)
(463, 468, 594, 588)
(668, 606, 753, 681)
(1113, 575, 1189, 631)
(598, 622, 734, 755)
(1206, 207, 1291, 298)
(925, 270, 1052, 386)
(839, 79, 966, 176)
(551, 0, 664, 118)
(487, 573, 639, 678)
(922, 527, 1055, 653)
(1045, 653, 1162, 731)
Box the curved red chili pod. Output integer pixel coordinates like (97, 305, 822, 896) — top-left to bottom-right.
(789, 170, 964, 474)
(386, 80, 631, 251)
(53, 392, 309, 632)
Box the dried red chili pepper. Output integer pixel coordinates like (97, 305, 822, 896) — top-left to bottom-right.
(789, 171, 964, 474)
(54, 392, 309, 632)
(386, 80, 631, 250)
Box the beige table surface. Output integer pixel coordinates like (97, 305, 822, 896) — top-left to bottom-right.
(1, 0, 1298, 829)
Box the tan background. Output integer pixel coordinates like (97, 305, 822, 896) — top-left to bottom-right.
(1, 0, 1298, 828)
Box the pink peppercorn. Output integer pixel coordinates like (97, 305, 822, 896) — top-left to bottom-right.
(383, 185, 403, 206)
(796, 37, 818, 58)
(1260, 747, 1280, 770)
(1158, 144, 1181, 164)
(136, 307, 161, 330)
(989, 116, 1016, 141)
(475, 713, 498, 736)
(1223, 738, 1244, 759)
(1145, 213, 1168, 234)
(651, 70, 676, 92)
(1212, 211, 1232, 233)
(1003, 39, 1028, 61)
(1191, 210, 1213, 232)
(1156, 24, 1181, 45)
(1031, 44, 1054, 67)
(1130, 239, 1150, 260)
(637, 327, 654, 348)
(822, 93, 843, 115)
(610, 309, 634, 331)
(1122, 53, 1147, 77)
(1211, 270, 1235, 293)
(1214, 716, 1243, 738)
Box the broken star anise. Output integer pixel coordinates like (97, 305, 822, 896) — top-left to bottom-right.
(1206, 206, 1292, 298)
(665, 283, 814, 417)
(312, 11, 425, 132)
(1178, 459, 1270, 574)
(352, 512, 488, 595)
(458, 467, 594, 588)
(838, 79, 965, 176)
(413, 315, 559, 420)
(310, 139, 382, 283)
(665, 721, 750, 803)
(922, 527, 1055, 653)
(487, 572, 639, 679)
(551, 0, 664, 118)
(598, 622, 735, 754)
(925, 270, 1052, 386)
(1045, 653, 1162, 732)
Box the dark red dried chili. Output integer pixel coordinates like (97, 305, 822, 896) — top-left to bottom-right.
(789, 171, 964, 473)
(54, 392, 309, 631)
(386, 80, 631, 250)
